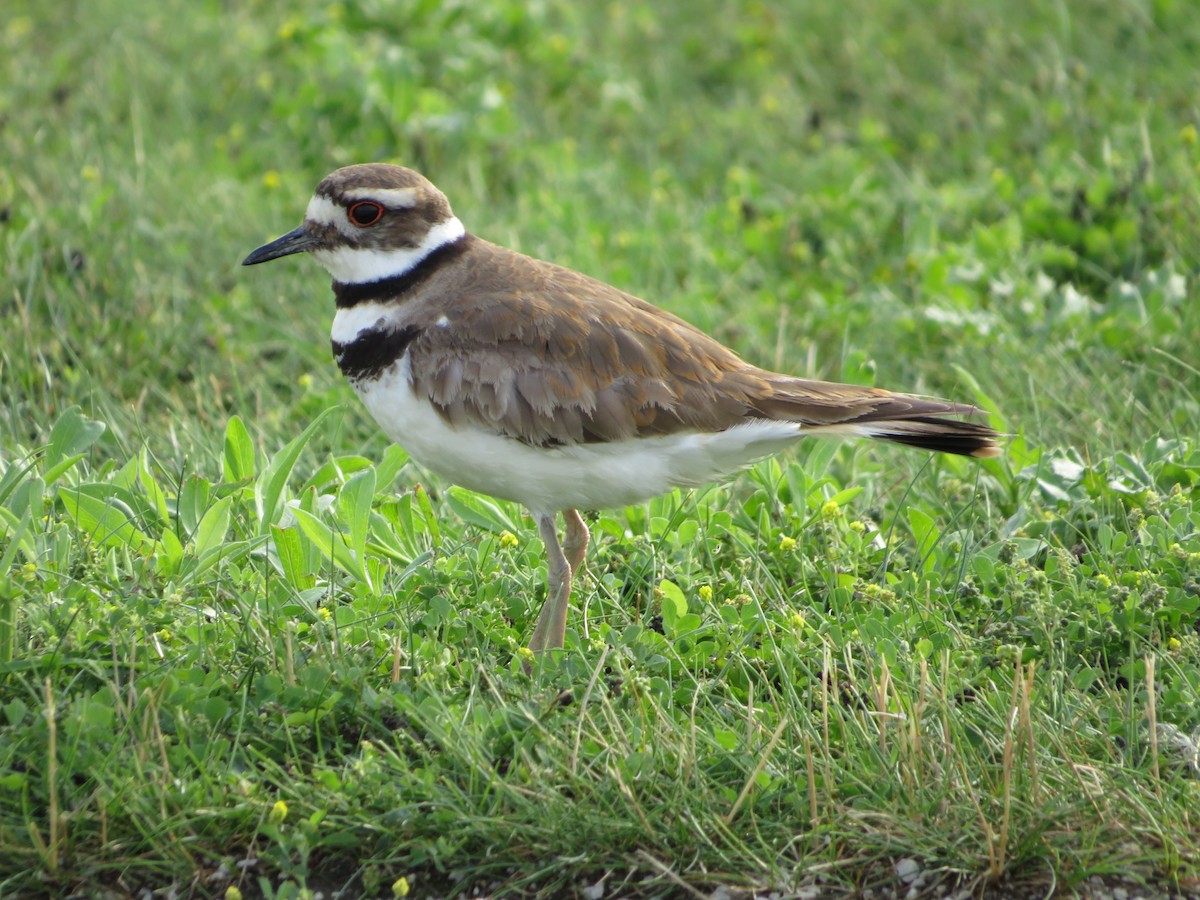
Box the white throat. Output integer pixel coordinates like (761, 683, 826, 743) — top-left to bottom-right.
(311, 216, 466, 284)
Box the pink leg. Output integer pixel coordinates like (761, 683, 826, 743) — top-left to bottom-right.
(562, 508, 589, 579)
(528, 513, 573, 653)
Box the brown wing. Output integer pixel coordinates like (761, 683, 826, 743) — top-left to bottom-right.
(407, 239, 1000, 457)
(409, 268, 769, 445)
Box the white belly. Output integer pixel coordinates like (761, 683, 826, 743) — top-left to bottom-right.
(353, 354, 805, 514)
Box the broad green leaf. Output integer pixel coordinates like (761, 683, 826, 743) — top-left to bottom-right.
(783, 462, 811, 510)
(801, 438, 839, 484)
(179, 476, 212, 536)
(414, 484, 440, 547)
(61, 485, 153, 551)
(192, 495, 233, 559)
(304, 454, 373, 492)
(375, 444, 410, 491)
(907, 506, 940, 574)
(255, 407, 338, 532)
(157, 527, 184, 577)
(42, 454, 87, 488)
(292, 507, 365, 583)
(393, 493, 421, 554)
(1113, 452, 1154, 492)
(826, 486, 863, 507)
(112, 455, 140, 492)
(339, 467, 376, 561)
(8, 474, 44, 523)
(294, 488, 324, 574)
(446, 486, 518, 533)
(44, 407, 106, 471)
(672, 519, 698, 546)
(223, 416, 255, 482)
(271, 524, 312, 589)
(1012, 537, 1046, 560)
(284, 692, 341, 727)
(712, 727, 739, 751)
(111, 457, 167, 530)
(191, 539, 255, 580)
(202, 697, 231, 723)
(972, 553, 995, 583)
(0, 507, 34, 570)
(3, 698, 28, 727)
(136, 450, 170, 521)
(391, 550, 434, 585)
(0, 458, 38, 507)
(367, 510, 412, 562)
(658, 579, 687, 629)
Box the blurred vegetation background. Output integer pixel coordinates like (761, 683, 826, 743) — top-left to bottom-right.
(2, 0, 1199, 896)
(4, 0, 1198, 461)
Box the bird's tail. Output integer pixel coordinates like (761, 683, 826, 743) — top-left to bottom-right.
(754, 377, 1003, 459)
(838, 416, 1002, 458)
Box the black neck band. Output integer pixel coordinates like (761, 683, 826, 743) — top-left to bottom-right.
(332, 234, 472, 308)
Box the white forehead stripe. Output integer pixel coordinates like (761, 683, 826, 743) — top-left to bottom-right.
(311, 216, 466, 285)
(343, 186, 419, 208)
(304, 196, 350, 236)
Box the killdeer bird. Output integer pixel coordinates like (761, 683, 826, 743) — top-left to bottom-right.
(243, 164, 1000, 656)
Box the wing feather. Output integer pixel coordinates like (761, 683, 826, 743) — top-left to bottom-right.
(401, 238, 998, 457)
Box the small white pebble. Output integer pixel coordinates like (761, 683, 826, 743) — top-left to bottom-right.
(895, 858, 921, 884)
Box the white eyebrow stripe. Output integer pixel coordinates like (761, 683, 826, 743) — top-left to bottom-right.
(342, 186, 419, 208)
(304, 194, 344, 228)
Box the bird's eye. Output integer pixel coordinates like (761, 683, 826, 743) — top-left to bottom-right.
(347, 201, 384, 227)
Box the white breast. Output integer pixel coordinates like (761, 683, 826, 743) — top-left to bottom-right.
(352, 353, 806, 514)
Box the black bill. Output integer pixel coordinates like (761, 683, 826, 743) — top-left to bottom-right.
(242, 225, 316, 265)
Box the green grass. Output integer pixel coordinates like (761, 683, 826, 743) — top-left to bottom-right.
(2, 0, 1200, 896)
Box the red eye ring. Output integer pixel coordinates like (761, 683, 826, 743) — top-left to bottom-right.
(347, 200, 384, 227)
